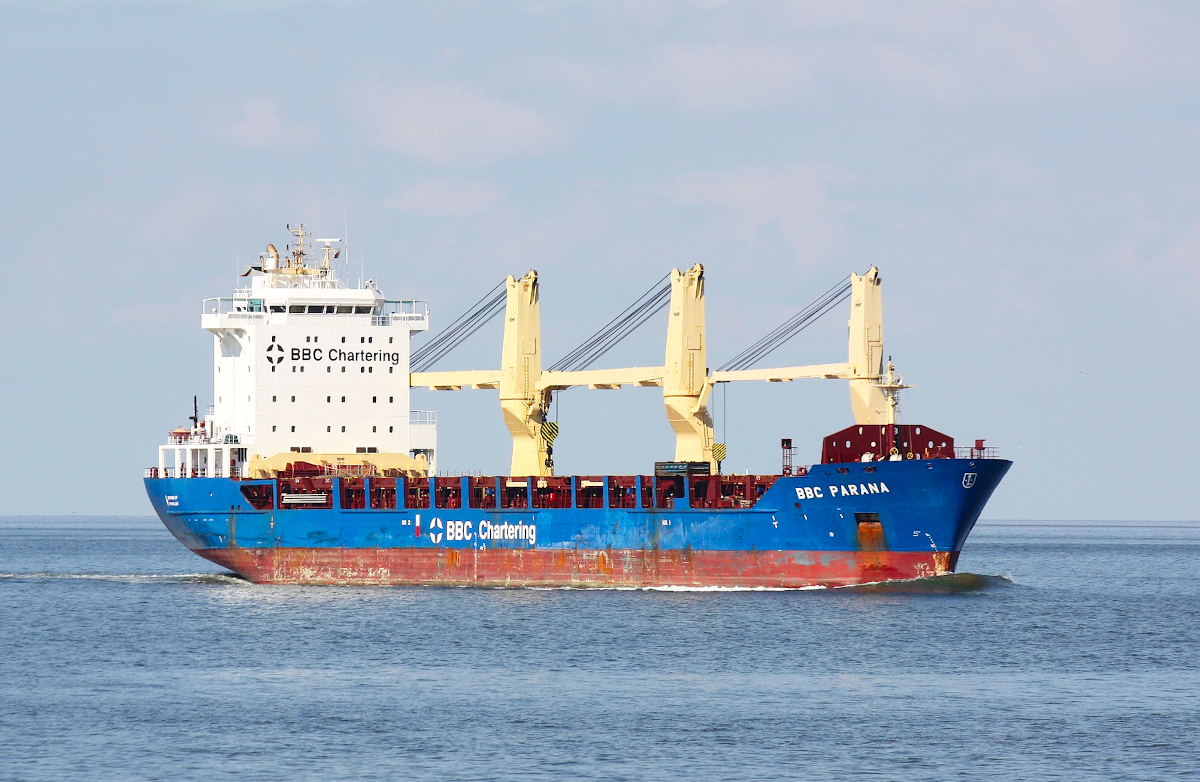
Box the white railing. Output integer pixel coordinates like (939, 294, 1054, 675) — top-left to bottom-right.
(146, 466, 247, 479)
(410, 410, 438, 426)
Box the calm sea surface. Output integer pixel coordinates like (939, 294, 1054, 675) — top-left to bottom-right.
(1, 516, 1197, 782)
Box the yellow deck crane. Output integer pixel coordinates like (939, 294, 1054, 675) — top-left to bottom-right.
(411, 265, 892, 476)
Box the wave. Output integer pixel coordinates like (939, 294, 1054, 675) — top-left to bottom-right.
(840, 572, 1015, 594)
(0, 571, 246, 585)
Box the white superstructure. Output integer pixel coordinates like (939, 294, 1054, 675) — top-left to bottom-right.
(156, 224, 435, 478)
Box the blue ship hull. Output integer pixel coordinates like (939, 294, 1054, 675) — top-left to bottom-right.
(145, 458, 1011, 587)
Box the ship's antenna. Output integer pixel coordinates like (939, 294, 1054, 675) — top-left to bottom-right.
(189, 395, 199, 429)
(343, 210, 350, 281)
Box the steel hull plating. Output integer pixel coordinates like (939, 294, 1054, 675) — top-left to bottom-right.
(146, 458, 1010, 588)
(192, 546, 959, 587)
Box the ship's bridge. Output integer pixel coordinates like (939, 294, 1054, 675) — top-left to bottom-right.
(156, 224, 436, 479)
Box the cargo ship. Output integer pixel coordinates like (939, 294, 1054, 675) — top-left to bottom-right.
(144, 224, 1010, 587)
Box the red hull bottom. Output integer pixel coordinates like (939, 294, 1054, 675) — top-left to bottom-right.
(195, 547, 958, 588)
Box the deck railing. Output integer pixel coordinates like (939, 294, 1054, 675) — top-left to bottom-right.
(954, 446, 1001, 459)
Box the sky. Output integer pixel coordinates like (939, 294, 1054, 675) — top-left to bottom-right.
(2, 0, 1198, 520)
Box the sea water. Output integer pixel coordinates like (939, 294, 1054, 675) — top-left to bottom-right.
(1, 517, 1197, 781)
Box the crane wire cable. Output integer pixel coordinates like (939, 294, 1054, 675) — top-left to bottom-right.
(548, 274, 672, 372)
(718, 276, 852, 372)
(411, 281, 507, 372)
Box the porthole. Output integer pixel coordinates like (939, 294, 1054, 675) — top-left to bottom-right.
(389, 397, 393, 403)
(372, 396, 377, 403)
(326, 396, 331, 403)
(341, 396, 346, 402)
(291, 396, 295, 402)
(389, 426, 393, 433)
(327, 426, 331, 432)
(291, 426, 295, 433)
(341, 337, 346, 343)
(372, 426, 377, 433)
(341, 426, 346, 433)
(272, 396, 276, 402)
(272, 426, 277, 432)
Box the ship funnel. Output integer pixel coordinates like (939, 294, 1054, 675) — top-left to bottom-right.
(263, 244, 280, 271)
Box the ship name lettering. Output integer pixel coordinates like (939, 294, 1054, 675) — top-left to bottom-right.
(826, 482, 889, 498)
(478, 520, 537, 545)
(796, 482, 890, 500)
(441, 519, 473, 542)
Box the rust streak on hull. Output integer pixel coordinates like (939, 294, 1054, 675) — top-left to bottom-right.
(194, 546, 959, 588)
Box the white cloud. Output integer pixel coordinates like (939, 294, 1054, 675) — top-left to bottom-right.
(960, 154, 1054, 190)
(352, 81, 561, 166)
(222, 99, 319, 149)
(543, 1, 1200, 109)
(546, 44, 810, 113)
(385, 178, 505, 217)
(663, 163, 845, 263)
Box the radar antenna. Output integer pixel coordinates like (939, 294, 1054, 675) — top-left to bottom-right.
(286, 223, 311, 269)
(315, 238, 342, 272)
